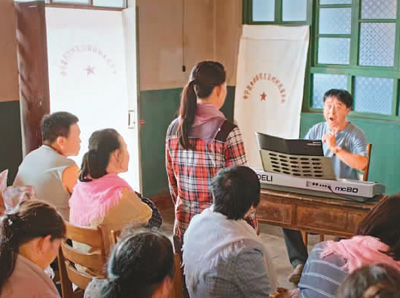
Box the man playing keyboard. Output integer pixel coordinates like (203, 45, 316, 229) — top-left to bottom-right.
(283, 89, 368, 284)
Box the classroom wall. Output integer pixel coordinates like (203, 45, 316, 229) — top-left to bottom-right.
(137, 0, 241, 196)
(137, 0, 400, 197)
(0, 0, 23, 184)
(0, 0, 19, 102)
(2, 0, 398, 195)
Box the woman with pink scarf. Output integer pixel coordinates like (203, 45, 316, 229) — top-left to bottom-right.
(297, 195, 400, 298)
(165, 61, 250, 251)
(69, 129, 152, 252)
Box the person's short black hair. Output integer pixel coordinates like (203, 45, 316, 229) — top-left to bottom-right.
(41, 112, 79, 143)
(336, 263, 400, 298)
(100, 229, 175, 298)
(212, 166, 260, 220)
(323, 89, 353, 108)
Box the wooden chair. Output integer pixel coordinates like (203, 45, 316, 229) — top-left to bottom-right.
(110, 229, 121, 247)
(168, 253, 184, 298)
(362, 143, 372, 181)
(57, 222, 107, 298)
(301, 143, 373, 246)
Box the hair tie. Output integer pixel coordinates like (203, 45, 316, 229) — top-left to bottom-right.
(2, 214, 19, 246)
(5, 214, 19, 228)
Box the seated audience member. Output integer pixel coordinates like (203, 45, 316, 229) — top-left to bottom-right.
(0, 200, 65, 298)
(336, 263, 400, 298)
(298, 195, 400, 298)
(183, 166, 277, 298)
(13, 111, 81, 220)
(283, 89, 368, 283)
(84, 229, 175, 298)
(69, 129, 153, 250)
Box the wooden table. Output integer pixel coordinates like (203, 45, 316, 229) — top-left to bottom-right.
(257, 188, 383, 240)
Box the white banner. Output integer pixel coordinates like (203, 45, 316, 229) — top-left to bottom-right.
(234, 25, 309, 168)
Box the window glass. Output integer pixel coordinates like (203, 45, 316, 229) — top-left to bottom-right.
(354, 77, 393, 115)
(253, 0, 275, 21)
(359, 23, 396, 67)
(361, 0, 396, 19)
(319, 8, 352, 34)
(52, 0, 89, 4)
(318, 38, 350, 65)
(93, 0, 125, 8)
(320, 0, 351, 4)
(282, 0, 307, 21)
(312, 74, 348, 109)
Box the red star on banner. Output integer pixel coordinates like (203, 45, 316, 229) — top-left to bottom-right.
(260, 92, 267, 101)
(85, 66, 95, 75)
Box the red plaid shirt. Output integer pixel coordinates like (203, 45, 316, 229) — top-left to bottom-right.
(166, 119, 256, 241)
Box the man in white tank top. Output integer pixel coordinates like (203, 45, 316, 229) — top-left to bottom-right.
(13, 112, 81, 220)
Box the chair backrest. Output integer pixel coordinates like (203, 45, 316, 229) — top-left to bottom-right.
(58, 222, 107, 298)
(169, 253, 184, 298)
(110, 229, 121, 247)
(363, 143, 372, 181)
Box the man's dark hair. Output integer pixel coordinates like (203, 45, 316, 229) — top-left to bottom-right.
(212, 166, 260, 220)
(323, 89, 353, 108)
(41, 112, 79, 143)
(100, 229, 175, 298)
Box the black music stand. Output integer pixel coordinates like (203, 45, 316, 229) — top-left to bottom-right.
(255, 132, 336, 180)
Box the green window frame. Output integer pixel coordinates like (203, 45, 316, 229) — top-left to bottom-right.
(243, 0, 400, 120)
(243, 0, 313, 25)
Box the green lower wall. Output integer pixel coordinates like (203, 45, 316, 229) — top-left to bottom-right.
(139, 86, 235, 197)
(0, 101, 22, 185)
(140, 87, 400, 197)
(2, 91, 397, 198)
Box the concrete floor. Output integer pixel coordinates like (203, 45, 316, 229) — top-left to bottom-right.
(160, 208, 320, 290)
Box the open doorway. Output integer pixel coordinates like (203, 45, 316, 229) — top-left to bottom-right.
(45, 6, 141, 191)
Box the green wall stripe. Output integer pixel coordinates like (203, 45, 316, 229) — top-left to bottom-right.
(139, 86, 400, 197)
(139, 86, 235, 197)
(0, 101, 22, 185)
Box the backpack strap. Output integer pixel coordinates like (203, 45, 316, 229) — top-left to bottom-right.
(167, 118, 180, 137)
(168, 118, 236, 142)
(215, 120, 236, 142)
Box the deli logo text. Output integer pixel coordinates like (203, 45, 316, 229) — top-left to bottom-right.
(258, 174, 273, 182)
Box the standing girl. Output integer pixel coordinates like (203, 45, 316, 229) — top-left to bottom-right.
(166, 61, 251, 248)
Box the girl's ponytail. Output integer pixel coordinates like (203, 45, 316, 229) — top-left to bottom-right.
(177, 80, 197, 149)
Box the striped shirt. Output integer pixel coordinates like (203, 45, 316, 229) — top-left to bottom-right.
(166, 119, 248, 241)
(298, 242, 349, 298)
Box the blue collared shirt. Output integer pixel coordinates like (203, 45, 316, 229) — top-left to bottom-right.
(304, 122, 367, 180)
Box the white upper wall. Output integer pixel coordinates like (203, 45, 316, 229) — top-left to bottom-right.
(0, 0, 19, 102)
(136, 0, 242, 91)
